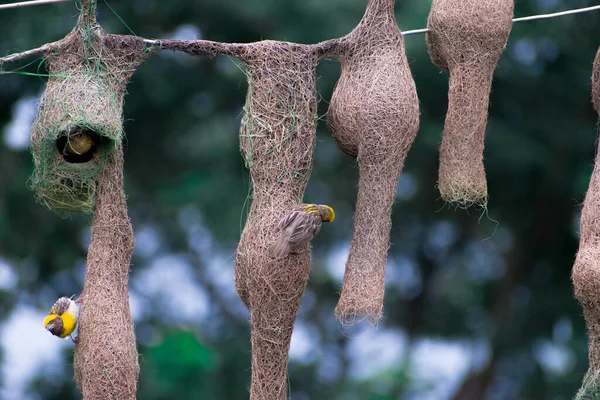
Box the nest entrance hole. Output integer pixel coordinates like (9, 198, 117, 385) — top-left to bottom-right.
(56, 128, 105, 164)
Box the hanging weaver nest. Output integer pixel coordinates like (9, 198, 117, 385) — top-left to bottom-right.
(426, 0, 513, 207)
(327, 0, 420, 324)
(233, 41, 322, 400)
(75, 144, 140, 400)
(29, 11, 150, 215)
(143, 36, 334, 399)
(572, 47, 600, 399)
(22, 3, 155, 399)
(73, 144, 139, 400)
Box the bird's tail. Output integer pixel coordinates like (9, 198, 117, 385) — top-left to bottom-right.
(269, 236, 292, 259)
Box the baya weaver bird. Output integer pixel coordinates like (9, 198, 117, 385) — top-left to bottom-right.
(58, 128, 99, 164)
(269, 204, 335, 259)
(65, 130, 94, 156)
(43, 295, 81, 342)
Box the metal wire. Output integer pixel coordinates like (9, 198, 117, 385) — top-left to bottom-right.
(0, 0, 70, 11)
(1, 0, 600, 37)
(403, 4, 600, 36)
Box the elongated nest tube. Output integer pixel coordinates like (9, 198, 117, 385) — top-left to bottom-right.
(29, 20, 150, 215)
(73, 144, 138, 400)
(233, 41, 321, 400)
(426, 0, 513, 207)
(572, 47, 600, 400)
(327, 0, 420, 324)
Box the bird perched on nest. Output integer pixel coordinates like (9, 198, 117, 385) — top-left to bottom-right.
(269, 204, 335, 259)
(43, 294, 82, 342)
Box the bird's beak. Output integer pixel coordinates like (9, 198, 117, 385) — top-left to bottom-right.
(69, 294, 75, 300)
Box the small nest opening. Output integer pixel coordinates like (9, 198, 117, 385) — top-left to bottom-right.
(27, 14, 151, 216)
(56, 128, 105, 164)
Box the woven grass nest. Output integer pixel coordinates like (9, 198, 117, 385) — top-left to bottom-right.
(29, 14, 148, 215)
(234, 41, 321, 400)
(426, 0, 513, 207)
(327, 0, 420, 324)
(29, 4, 151, 399)
(572, 46, 600, 400)
(73, 145, 139, 400)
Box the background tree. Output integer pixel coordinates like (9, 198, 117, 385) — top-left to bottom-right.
(0, 0, 597, 399)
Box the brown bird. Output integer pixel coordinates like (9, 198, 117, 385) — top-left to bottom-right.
(269, 204, 335, 259)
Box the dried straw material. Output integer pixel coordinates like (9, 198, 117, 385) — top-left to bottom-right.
(234, 41, 320, 400)
(572, 47, 600, 399)
(29, 8, 149, 214)
(426, 0, 513, 207)
(577, 371, 600, 400)
(116, 35, 334, 400)
(326, 0, 420, 324)
(73, 145, 139, 400)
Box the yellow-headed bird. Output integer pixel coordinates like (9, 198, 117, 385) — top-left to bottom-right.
(269, 204, 335, 259)
(43, 295, 81, 342)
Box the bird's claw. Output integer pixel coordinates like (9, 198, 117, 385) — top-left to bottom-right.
(69, 294, 83, 304)
(71, 335, 79, 344)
